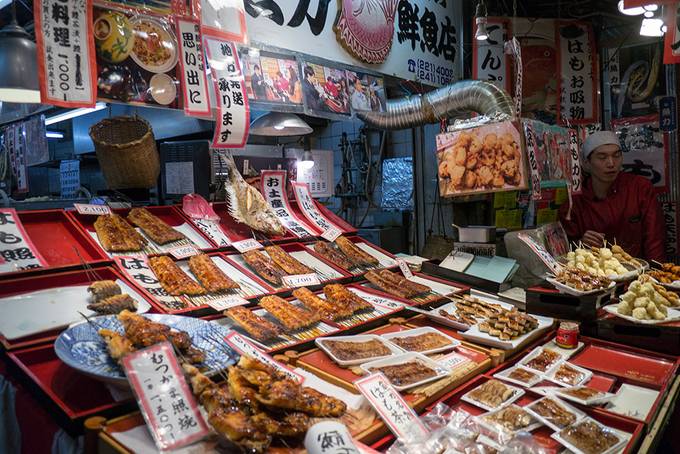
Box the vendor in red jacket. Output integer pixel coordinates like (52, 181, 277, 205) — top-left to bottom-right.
(558, 131, 666, 262)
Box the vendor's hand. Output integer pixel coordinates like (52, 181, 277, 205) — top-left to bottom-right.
(582, 230, 605, 248)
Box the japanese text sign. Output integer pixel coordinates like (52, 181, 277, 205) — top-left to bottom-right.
(396, 259, 413, 279)
(568, 129, 582, 194)
(260, 170, 316, 237)
(355, 373, 427, 440)
(292, 182, 341, 233)
(557, 21, 598, 124)
(0, 209, 47, 274)
(224, 332, 304, 382)
(321, 226, 342, 242)
(662, 202, 679, 259)
(74, 203, 111, 216)
(191, 219, 231, 247)
(177, 19, 211, 117)
(205, 38, 249, 148)
(473, 17, 511, 93)
(305, 421, 361, 454)
(123, 342, 209, 450)
(35, 0, 96, 107)
(115, 256, 184, 310)
(522, 121, 542, 198)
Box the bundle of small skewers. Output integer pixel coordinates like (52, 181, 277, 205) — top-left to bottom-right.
(563, 241, 642, 279)
(615, 274, 680, 321)
(649, 262, 680, 285)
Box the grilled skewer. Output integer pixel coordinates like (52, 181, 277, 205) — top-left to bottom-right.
(264, 245, 313, 275)
(259, 295, 319, 331)
(225, 306, 283, 341)
(188, 253, 240, 292)
(323, 284, 373, 313)
(127, 207, 184, 244)
(94, 214, 146, 252)
(292, 287, 354, 320)
(334, 236, 379, 266)
(149, 255, 206, 296)
(87, 293, 138, 314)
(313, 241, 356, 270)
(242, 250, 287, 286)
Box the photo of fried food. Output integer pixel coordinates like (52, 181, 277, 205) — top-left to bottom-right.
(148, 255, 206, 296)
(94, 214, 147, 252)
(437, 124, 525, 196)
(126, 207, 184, 244)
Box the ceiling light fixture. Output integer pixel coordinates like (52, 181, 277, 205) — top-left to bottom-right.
(45, 131, 64, 139)
(639, 17, 665, 36)
(44, 102, 108, 125)
(299, 149, 314, 170)
(249, 112, 313, 136)
(474, 0, 489, 41)
(617, 0, 645, 15)
(0, 0, 41, 103)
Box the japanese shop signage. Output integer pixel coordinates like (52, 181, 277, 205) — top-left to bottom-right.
(0, 209, 47, 273)
(115, 256, 180, 305)
(568, 129, 582, 194)
(224, 332, 304, 382)
(292, 182, 341, 233)
(522, 121, 542, 198)
(123, 342, 209, 450)
(472, 17, 511, 93)
(4, 126, 28, 194)
(176, 19, 211, 117)
(261, 171, 316, 238)
(199, 0, 247, 43)
(664, 3, 680, 64)
(355, 373, 427, 440)
(205, 38, 250, 148)
(556, 21, 598, 125)
(190, 219, 231, 247)
(305, 421, 361, 454)
(35, 0, 97, 107)
(662, 202, 679, 258)
(244, 0, 462, 86)
(659, 96, 677, 132)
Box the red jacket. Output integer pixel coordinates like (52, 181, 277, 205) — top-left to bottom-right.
(558, 173, 666, 262)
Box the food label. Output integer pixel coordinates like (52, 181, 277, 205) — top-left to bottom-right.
(292, 182, 341, 233)
(437, 351, 470, 372)
(304, 421, 361, 454)
(74, 203, 111, 216)
(176, 19, 211, 117)
(396, 259, 413, 279)
(261, 170, 315, 238)
(122, 342, 209, 451)
(321, 226, 342, 242)
(282, 273, 321, 288)
(355, 373, 427, 440)
(232, 238, 263, 253)
(191, 219, 231, 247)
(0, 208, 47, 273)
(168, 245, 199, 260)
(224, 332, 304, 383)
(207, 295, 249, 311)
(568, 129, 582, 195)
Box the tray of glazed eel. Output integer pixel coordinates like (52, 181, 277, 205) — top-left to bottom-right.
(306, 237, 397, 274)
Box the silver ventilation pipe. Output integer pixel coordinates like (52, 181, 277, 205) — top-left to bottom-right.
(357, 80, 515, 130)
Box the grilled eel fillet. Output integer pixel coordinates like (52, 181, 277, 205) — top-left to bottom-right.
(264, 245, 313, 275)
(334, 236, 379, 266)
(242, 250, 287, 286)
(313, 241, 355, 270)
(94, 214, 146, 252)
(87, 280, 121, 303)
(323, 284, 373, 313)
(188, 253, 240, 293)
(259, 295, 320, 331)
(366, 269, 431, 298)
(87, 294, 137, 315)
(225, 306, 283, 341)
(292, 287, 354, 320)
(126, 207, 185, 244)
(148, 255, 206, 296)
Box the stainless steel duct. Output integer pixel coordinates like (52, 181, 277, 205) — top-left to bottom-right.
(357, 80, 514, 130)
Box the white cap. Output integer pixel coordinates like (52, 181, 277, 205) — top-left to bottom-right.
(582, 131, 620, 160)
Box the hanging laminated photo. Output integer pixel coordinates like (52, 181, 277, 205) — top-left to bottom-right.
(300, 62, 350, 115)
(345, 70, 386, 113)
(239, 49, 303, 106)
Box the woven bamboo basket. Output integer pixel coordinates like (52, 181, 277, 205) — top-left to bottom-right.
(89, 115, 160, 189)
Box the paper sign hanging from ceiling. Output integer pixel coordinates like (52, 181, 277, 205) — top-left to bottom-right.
(556, 21, 598, 125)
(260, 170, 316, 238)
(205, 38, 250, 148)
(472, 17, 511, 94)
(176, 19, 211, 117)
(199, 0, 247, 43)
(34, 0, 97, 107)
(664, 4, 680, 64)
(292, 182, 342, 233)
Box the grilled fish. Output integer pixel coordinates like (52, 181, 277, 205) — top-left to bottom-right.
(334, 236, 379, 266)
(94, 214, 146, 252)
(127, 207, 184, 244)
(242, 250, 287, 286)
(149, 255, 206, 296)
(188, 253, 240, 293)
(225, 306, 283, 342)
(292, 287, 354, 320)
(259, 295, 319, 331)
(264, 245, 313, 275)
(313, 241, 355, 270)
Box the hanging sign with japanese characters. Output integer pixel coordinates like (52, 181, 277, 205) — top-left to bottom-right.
(244, 0, 462, 86)
(0, 209, 47, 274)
(664, 4, 680, 64)
(568, 129, 582, 194)
(662, 202, 679, 259)
(35, 0, 97, 107)
(205, 38, 250, 148)
(176, 19, 211, 117)
(260, 171, 316, 238)
(522, 121, 542, 198)
(473, 17, 511, 93)
(199, 0, 247, 43)
(123, 342, 209, 451)
(556, 21, 598, 125)
(292, 182, 342, 234)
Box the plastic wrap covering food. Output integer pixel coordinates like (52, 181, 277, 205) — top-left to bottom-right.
(386, 403, 547, 454)
(381, 158, 414, 210)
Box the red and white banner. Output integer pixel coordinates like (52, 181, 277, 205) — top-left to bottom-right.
(261, 171, 316, 237)
(568, 129, 582, 195)
(522, 121, 542, 198)
(472, 17, 512, 94)
(176, 19, 211, 117)
(34, 0, 96, 107)
(0, 209, 47, 273)
(205, 38, 249, 148)
(556, 21, 598, 125)
(292, 182, 342, 233)
(197, 0, 247, 43)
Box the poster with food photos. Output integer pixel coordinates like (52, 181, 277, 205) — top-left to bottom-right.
(345, 70, 386, 113)
(239, 49, 303, 106)
(436, 121, 527, 197)
(300, 62, 350, 115)
(92, 4, 180, 108)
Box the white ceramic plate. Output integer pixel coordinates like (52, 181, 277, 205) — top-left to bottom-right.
(315, 334, 402, 366)
(129, 16, 178, 73)
(605, 383, 659, 421)
(462, 314, 554, 350)
(602, 303, 680, 325)
(546, 276, 616, 296)
(551, 417, 629, 454)
(553, 386, 616, 406)
(524, 396, 586, 432)
(519, 346, 565, 373)
(493, 365, 543, 388)
(360, 352, 448, 392)
(543, 361, 593, 387)
(381, 326, 460, 355)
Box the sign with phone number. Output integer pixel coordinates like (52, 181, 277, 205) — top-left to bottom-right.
(409, 59, 455, 86)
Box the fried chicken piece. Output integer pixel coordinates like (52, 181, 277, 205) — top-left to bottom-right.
(264, 245, 313, 275)
(313, 241, 356, 270)
(334, 236, 379, 266)
(188, 253, 240, 293)
(242, 250, 287, 286)
(256, 378, 347, 417)
(127, 207, 184, 245)
(99, 328, 135, 363)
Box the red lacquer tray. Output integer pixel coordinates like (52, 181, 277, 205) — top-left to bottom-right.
(356, 271, 470, 307)
(301, 235, 399, 277)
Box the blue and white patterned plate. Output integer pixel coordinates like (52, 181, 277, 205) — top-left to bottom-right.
(54, 314, 238, 386)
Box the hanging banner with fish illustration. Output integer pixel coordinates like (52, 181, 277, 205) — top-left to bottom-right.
(35, 0, 97, 107)
(261, 170, 317, 237)
(205, 38, 250, 148)
(291, 182, 343, 233)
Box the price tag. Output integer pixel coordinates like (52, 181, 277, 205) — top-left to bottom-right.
(224, 332, 304, 383)
(122, 342, 209, 451)
(321, 227, 342, 242)
(355, 373, 428, 440)
(396, 259, 413, 279)
(74, 203, 111, 216)
(207, 295, 249, 311)
(232, 238, 263, 253)
(436, 351, 470, 372)
(168, 245, 199, 260)
(282, 273, 321, 288)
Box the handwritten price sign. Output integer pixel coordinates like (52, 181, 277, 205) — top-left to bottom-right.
(74, 203, 111, 216)
(396, 259, 413, 279)
(321, 227, 342, 242)
(282, 273, 321, 288)
(232, 238, 263, 253)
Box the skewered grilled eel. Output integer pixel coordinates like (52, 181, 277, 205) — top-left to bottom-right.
(364, 269, 431, 299)
(188, 253, 240, 293)
(94, 213, 146, 252)
(87, 294, 137, 315)
(87, 280, 121, 303)
(126, 207, 184, 244)
(242, 250, 287, 286)
(292, 287, 354, 320)
(148, 255, 206, 296)
(225, 306, 283, 342)
(264, 245, 313, 275)
(313, 241, 356, 270)
(334, 236, 379, 266)
(259, 295, 319, 331)
(323, 284, 373, 313)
